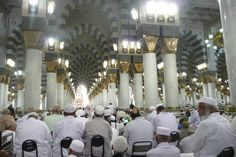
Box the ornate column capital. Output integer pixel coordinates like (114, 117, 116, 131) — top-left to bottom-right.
(108, 74, 117, 83)
(163, 37, 179, 54)
(46, 61, 57, 73)
(134, 63, 143, 73)
(143, 36, 159, 53)
(22, 30, 44, 49)
(0, 74, 6, 83)
(119, 61, 130, 73)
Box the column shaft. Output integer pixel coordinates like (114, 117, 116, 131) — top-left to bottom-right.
(203, 84, 209, 97)
(102, 89, 108, 106)
(180, 88, 186, 107)
(218, 0, 236, 105)
(108, 82, 117, 107)
(143, 53, 159, 108)
(17, 90, 24, 109)
(57, 83, 64, 109)
(3, 84, 8, 108)
(46, 73, 57, 109)
(163, 53, 179, 108)
(0, 83, 4, 110)
(134, 73, 143, 108)
(207, 83, 216, 99)
(24, 49, 42, 110)
(119, 73, 129, 109)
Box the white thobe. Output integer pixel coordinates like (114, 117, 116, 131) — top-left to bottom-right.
(123, 117, 154, 156)
(190, 112, 236, 157)
(44, 114, 64, 131)
(147, 142, 181, 157)
(14, 117, 52, 157)
(188, 110, 200, 127)
(146, 110, 156, 122)
(53, 116, 84, 157)
(151, 112, 178, 132)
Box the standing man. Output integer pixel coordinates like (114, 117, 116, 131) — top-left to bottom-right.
(83, 105, 113, 157)
(190, 97, 236, 157)
(53, 105, 84, 157)
(147, 127, 181, 157)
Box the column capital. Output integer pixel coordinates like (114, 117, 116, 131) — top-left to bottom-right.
(108, 74, 117, 83)
(0, 74, 6, 83)
(162, 37, 179, 54)
(133, 63, 143, 73)
(46, 61, 57, 73)
(119, 61, 130, 73)
(57, 68, 65, 83)
(22, 30, 44, 49)
(17, 78, 25, 90)
(143, 36, 159, 53)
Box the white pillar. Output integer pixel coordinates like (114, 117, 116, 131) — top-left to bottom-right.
(3, 84, 8, 109)
(216, 91, 222, 104)
(108, 82, 117, 107)
(134, 73, 143, 108)
(57, 83, 64, 109)
(186, 96, 191, 104)
(163, 53, 179, 108)
(203, 84, 209, 97)
(46, 73, 57, 109)
(119, 73, 129, 109)
(162, 84, 166, 105)
(207, 83, 216, 99)
(218, 0, 236, 106)
(180, 88, 186, 107)
(143, 53, 159, 108)
(0, 83, 4, 111)
(17, 90, 24, 109)
(24, 49, 42, 110)
(192, 92, 197, 106)
(102, 88, 108, 107)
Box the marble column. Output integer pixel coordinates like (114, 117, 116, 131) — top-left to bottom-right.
(3, 84, 9, 108)
(207, 82, 216, 99)
(218, 0, 236, 106)
(108, 82, 117, 108)
(180, 88, 186, 107)
(99, 92, 103, 106)
(119, 73, 129, 109)
(0, 83, 4, 111)
(17, 89, 24, 110)
(192, 91, 197, 106)
(202, 83, 209, 97)
(163, 51, 179, 108)
(162, 84, 166, 105)
(216, 91, 222, 104)
(24, 49, 42, 110)
(102, 88, 108, 107)
(46, 73, 57, 110)
(134, 73, 143, 108)
(57, 83, 64, 108)
(143, 53, 159, 108)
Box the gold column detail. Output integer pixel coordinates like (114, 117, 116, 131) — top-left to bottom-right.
(17, 78, 25, 90)
(0, 74, 6, 83)
(119, 61, 130, 73)
(46, 61, 57, 73)
(164, 38, 179, 53)
(143, 36, 159, 53)
(108, 74, 117, 83)
(134, 63, 143, 73)
(23, 30, 43, 49)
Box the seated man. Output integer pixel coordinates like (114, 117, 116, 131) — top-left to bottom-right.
(68, 140, 84, 157)
(123, 107, 154, 156)
(146, 127, 181, 157)
(190, 97, 236, 157)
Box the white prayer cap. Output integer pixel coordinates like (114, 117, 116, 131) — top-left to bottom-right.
(199, 97, 217, 107)
(28, 112, 39, 117)
(149, 106, 156, 111)
(113, 136, 128, 153)
(104, 109, 112, 116)
(69, 140, 84, 153)
(64, 105, 76, 113)
(110, 115, 116, 121)
(95, 105, 105, 115)
(156, 127, 171, 136)
(76, 110, 86, 117)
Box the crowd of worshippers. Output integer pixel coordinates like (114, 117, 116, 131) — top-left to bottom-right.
(0, 96, 236, 157)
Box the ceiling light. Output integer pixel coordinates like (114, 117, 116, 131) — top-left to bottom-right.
(131, 8, 138, 20)
(29, 0, 39, 6)
(59, 41, 64, 50)
(47, 1, 55, 14)
(209, 34, 214, 39)
(146, 1, 157, 15)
